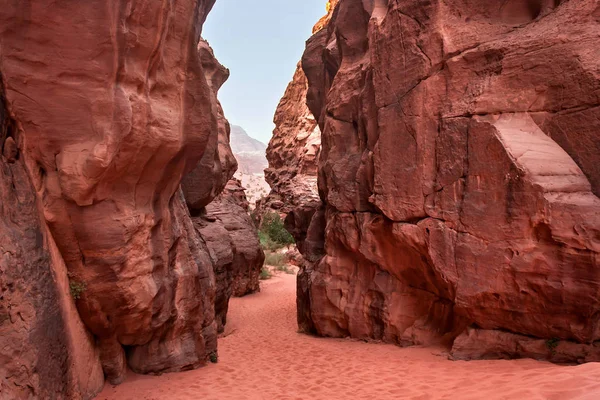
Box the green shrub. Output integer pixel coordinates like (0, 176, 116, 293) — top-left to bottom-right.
(259, 231, 276, 250)
(276, 265, 295, 275)
(209, 351, 218, 363)
(259, 267, 272, 280)
(69, 281, 86, 300)
(264, 252, 286, 267)
(260, 212, 295, 247)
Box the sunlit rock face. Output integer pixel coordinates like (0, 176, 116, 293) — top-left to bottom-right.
(0, 0, 224, 386)
(297, 0, 600, 362)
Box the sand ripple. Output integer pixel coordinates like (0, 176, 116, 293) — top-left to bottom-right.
(99, 274, 600, 400)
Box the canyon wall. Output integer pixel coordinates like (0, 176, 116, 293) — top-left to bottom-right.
(297, 0, 600, 362)
(262, 63, 322, 253)
(260, 2, 342, 253)
(1, 81, 104, 400)
(178, 39, 264, 336)
(0, 0, 261, 395)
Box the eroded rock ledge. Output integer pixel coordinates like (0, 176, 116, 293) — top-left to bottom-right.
(295, 0, 600, 363)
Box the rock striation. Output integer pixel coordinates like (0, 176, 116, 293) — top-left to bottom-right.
(296, 0, 600, 363)
(0, 0, 263, 393)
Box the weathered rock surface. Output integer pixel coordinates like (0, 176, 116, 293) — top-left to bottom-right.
(182, 39, 238, 214)
(261, 61, 322, 254)
(0, 0, 225, 386)
(297, 0, 600, 363)
(175, 43, 264, 336)
(0, 81, 104, 400)
(193, 179, 264, 333)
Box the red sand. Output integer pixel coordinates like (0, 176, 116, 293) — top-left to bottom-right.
(99, 273, 600, 400)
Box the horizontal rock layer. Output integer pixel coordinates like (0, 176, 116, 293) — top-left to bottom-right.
(297, 0, 600, 362)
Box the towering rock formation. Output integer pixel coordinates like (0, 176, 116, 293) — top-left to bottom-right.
(297, 0, 600, 362)
(261, 3, 342, 253)
(1, 81, 104, 399)
(0, 0, 261, 395)
(262, 63, 321, 253)
(181, 39, 238, 213)
(177, 39, 264, 335)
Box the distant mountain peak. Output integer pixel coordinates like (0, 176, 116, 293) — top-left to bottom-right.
(230, 125, 267, 154)
(229, 125, 268, 175)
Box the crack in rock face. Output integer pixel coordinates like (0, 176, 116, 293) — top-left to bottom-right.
(293, 0, 600, 363)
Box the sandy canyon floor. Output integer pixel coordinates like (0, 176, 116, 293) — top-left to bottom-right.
(99, 273, 600, 400)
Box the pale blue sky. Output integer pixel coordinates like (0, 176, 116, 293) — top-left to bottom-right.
(203, 1, 326, 144)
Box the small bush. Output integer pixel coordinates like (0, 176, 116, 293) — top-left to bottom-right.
(264, 252, 286, 267)
(259, 231, 276, 250)
(209, 351, 218, 363)
(276, 265, 295, 275)
(259, 267, 272, 280)
(69, 281, 86, 300)
(261, 212, 295, 247)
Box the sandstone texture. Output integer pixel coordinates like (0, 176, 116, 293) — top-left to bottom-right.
(0, 0, 235, 389)
(261, 63, 322, 254)
(182, 39, 238, 213)
(297, 0, 600, 363)
(193, 179, 264, 333)
(1, 81, 104, 400)
(175, 45, 264, 336)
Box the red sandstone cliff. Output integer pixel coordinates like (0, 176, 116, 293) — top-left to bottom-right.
(297, 0, 600, 363)
(0, 0, 261, 397)
(260, 2, 343, 253)
(261, 63, 322, 254)
(178, 39, 264, 335)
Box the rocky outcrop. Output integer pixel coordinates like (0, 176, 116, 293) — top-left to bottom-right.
(261, 63, 322, 254)
(297, 0, 600, 363)
(175, 41, 263, 336)
(193, 179, 264, 333)
(0, 0, 226, 387)
(182, 39, 238, 214)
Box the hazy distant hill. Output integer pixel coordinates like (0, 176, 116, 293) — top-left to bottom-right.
(229, 125, 270, 207)
(230, 125, 267, 154)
